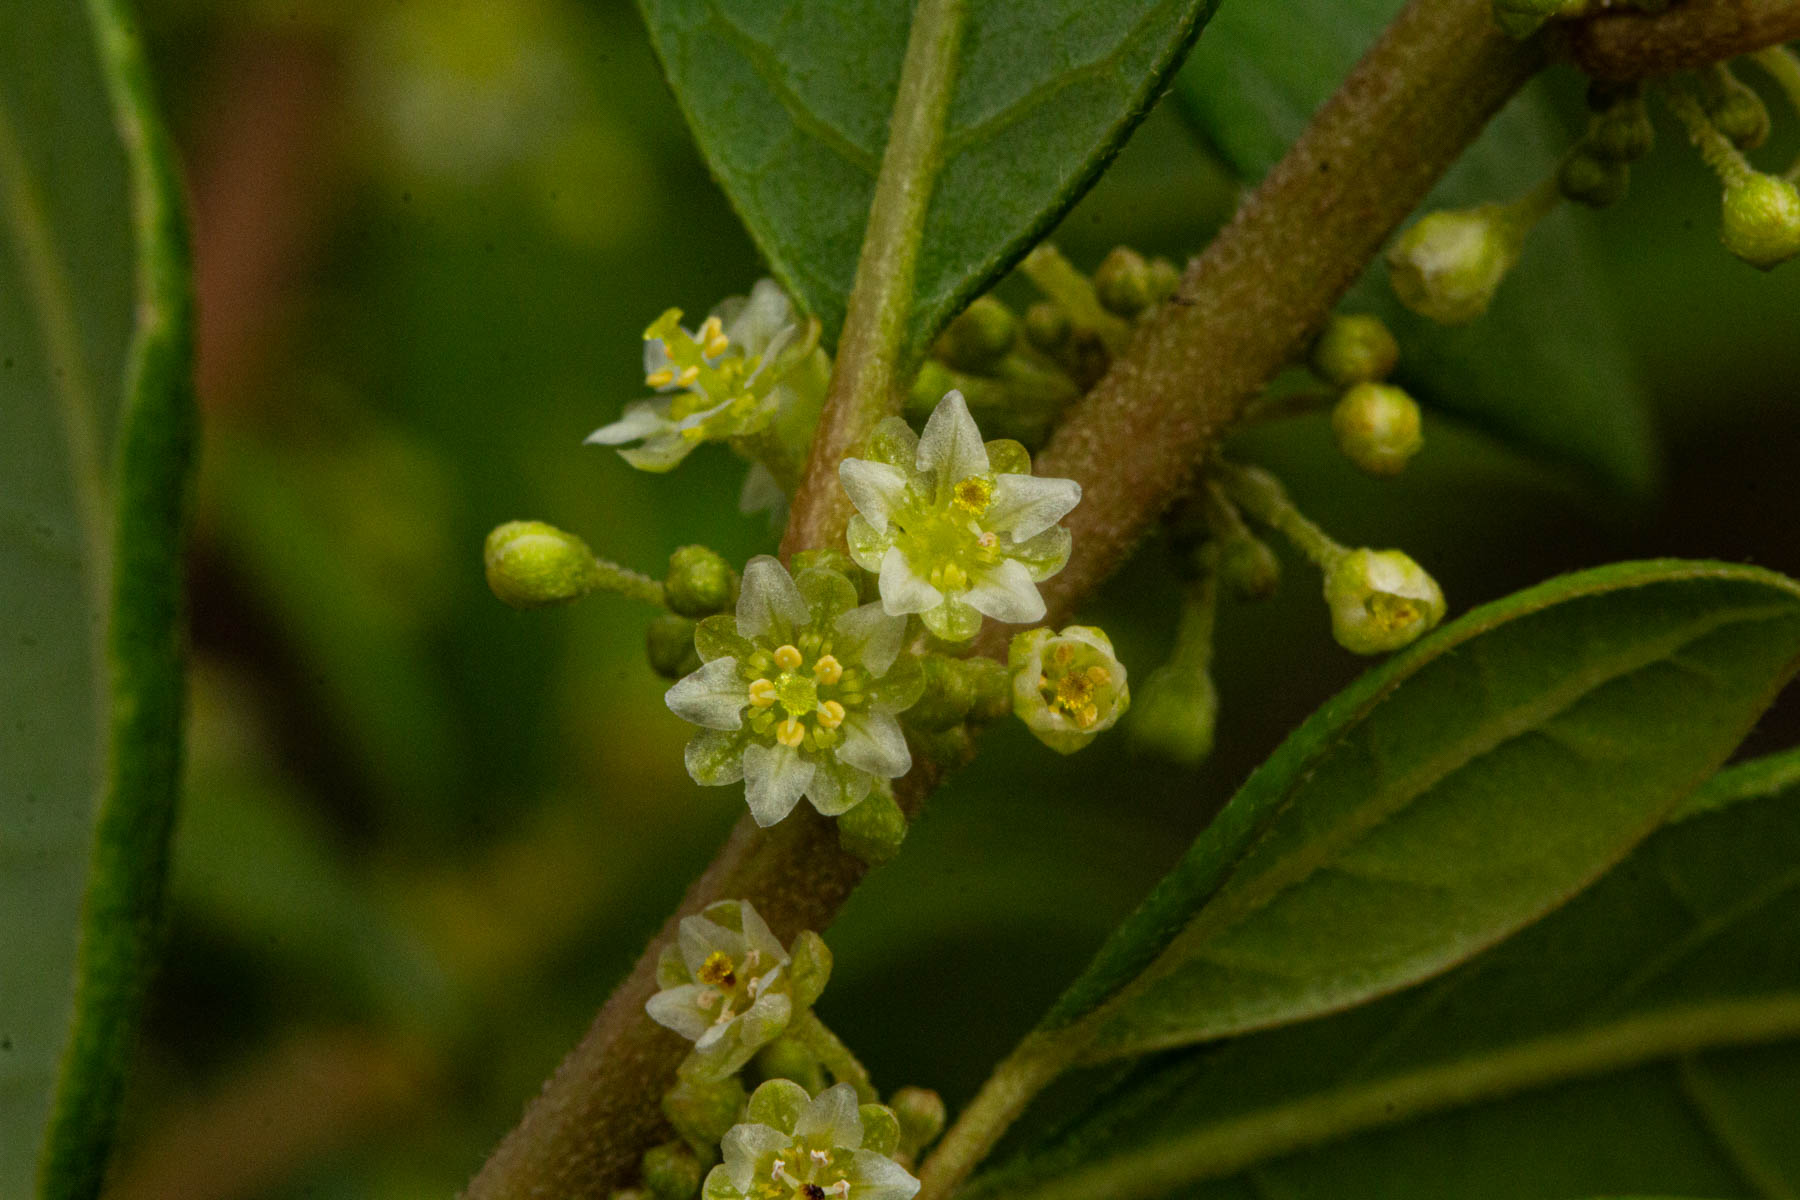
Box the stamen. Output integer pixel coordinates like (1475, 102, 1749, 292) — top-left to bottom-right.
(749, 679, 778, 708)
(645, 367, 676, 388)
(697, 950, 737, 989)
(705, 332, 730, 358)
(953, 475, 995, 514)
(774, 644, 804, 670)
(816, 700, 846, 730)
(676, 364, 701, 387)
(777, 717, 806, 747)
(813, 654, 843, 685)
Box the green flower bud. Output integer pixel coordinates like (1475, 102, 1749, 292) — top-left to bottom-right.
(1145, 257, 1182, 305)
(1309, 313, 1400, 386)
(859, 1103, 903, 1158)
(1703, 67, 1771, 151)
(1721, 173, 1800, 270)
(788, 929, 833, 1009)
(1217, 534, 1282, 601)
(1323, 548, 1446, 655)
(891, 1086, 947, 1157)
(934, 295, 1018, 371)
(663, 1074, 747, 1153)
(642, 1141, 704, 1200)
(665, 545, 738, 617)
(908, 655, 1011, 730)
(484, 520, 602, 609)
(909, 360, 960, 424)
(753, 1035, 827, 1095)
(837, 788, 907, 865)
(1331, 382, 1424, 476)
(1558, 148, 1629, 209)
(1094, 246, 1156, 316)
(1590, 98, 1654, 162)
(1010, 626, 1130, 754)
(1023, 301, 1071, 352)
(792, 547, 874, 603)
(1129, 663, 1218, 766)
(1385, 206, 1524, 326)
(647, 614, 702, 680)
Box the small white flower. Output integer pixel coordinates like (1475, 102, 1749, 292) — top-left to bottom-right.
(1322, 548, 1446, 654)
(840, 391, 1081, 643)
(1009, 625, 1130, 754)
(701, 1080, 919, 1200)
(646, 900, 795, 1081)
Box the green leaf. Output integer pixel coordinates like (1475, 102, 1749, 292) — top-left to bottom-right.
(1042, 561, 1800, 1061)
(0, 1, 196, 1195)
(635, 0, 1218, 353)
(1172, 0, 1657, 498)
(970, 751, 1800, 1200)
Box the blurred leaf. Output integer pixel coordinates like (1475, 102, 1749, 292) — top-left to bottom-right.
(971, 748, 1800, 1200)
(1172, 0, 1657, 499)
(1041, 561, 1800, 1060)
(635, 0, 1218, 351)
(0, 0, 196, 1195)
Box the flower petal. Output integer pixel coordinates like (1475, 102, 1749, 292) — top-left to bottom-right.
(643, 337, 676, 384)
(834, 602, 906, 676)
(742, 742, 815, 827)
(987, 473, 1081, 541)
(877, 546, 943, 616)
(796, 566, 860, 628)
(796, 1082, 864, 1149)
(737, 555, 811, 642)
(920, 594, 983, 643)
(837, 712, 911, 780)
(679, 912, 745, 976)
(806, 758, 874, 818)
(685, 728, 747, 786)
(720, 1123, 792, 1191)
(644, 984, 713, 1041)
(847, 1150, 923, 1200)
(1008, 523, 1073, 580)
(666, 657, 747, 730)
(838, 459, 909, 534)
(722, 277, 794, 356)
(963, 558, 1046, 625)
(915, 389, 990, 493)
(738, 902, 788, 966)
(846, 513, 891, 574)
(620, 433, 701, 473)
(585, 399, 671, 445)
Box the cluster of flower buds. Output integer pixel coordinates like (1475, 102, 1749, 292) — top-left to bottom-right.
(1662, 66, 1800, 271)
(1308, 313, 1424, 477)
(1489, 0, 1672, 40)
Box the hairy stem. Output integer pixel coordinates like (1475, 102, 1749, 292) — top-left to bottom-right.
(1564, 0, 1800, 80)
(792, 1010, 880, 1103)
(779, 0, 968, 559)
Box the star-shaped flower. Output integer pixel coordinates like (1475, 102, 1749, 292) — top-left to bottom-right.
(701, 1080, 919, 1200)
(840, 391, 1081, 642)
(666, 556, 924, 827)
(646, 900, 802, 1081)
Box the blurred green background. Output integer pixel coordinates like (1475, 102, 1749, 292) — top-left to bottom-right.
(100, 0, 1800, 1195)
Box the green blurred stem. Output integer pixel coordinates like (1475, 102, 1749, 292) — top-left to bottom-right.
(1169, 572, 1218, 675)
(780, 0, 968, 557)
(1750, 47, 1800, 179)
(593, 558, 668, 608)
(1214, 461, 1346, 573)
(1017, 245, 1135, 357)
(790, 1011, 878, 1104)
(915, 1035, 1081, 1200)
(1661, 81, 1756, 188)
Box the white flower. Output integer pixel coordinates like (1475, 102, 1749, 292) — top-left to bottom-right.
(1322, 548, 1446, 655)
(645, 900, 794, 1081)
(1009, 625, 1130, 754)
(840, 391, 1081, 642)
(701, 1080, 919, 1200)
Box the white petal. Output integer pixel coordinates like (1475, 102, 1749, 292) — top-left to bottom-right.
(796, 1082, 864, 1149)
(738, 461, 786, 517)
(737, 556, 811, 642)
(963, 559, 1045, 625)
(915, 389, 990, 486)
(837, 712, 911, 780)
(877, 546, 943, 616)
(723, 278, 794, 355)
(834, 602, 906, 676)
(738, 902, 788, 965)
(665, 657, 747, 731)
(987, 473, 1081, 541)
(680, 913, 745, 976)
(838, 459, 909, 534)
(585, 400, 671, 446)
(848, 1150, 922, 1200)
(742, 743, 815, 827)
(721, 1124, 792, 1191)
(642, 337, 675, 383)
(804, 759, 844, 816)
(620, 432, 700, 472)
(644, 985, 713, 1041)
(670, 395, 735, 432)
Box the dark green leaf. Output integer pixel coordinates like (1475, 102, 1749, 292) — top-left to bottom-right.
(635, 0, 1218, 353)
(0, 0, 195, 1194)
(971, 749, 1800, 1200)
(1173, 0, 1657, 498)
(1043, 561, 1800, 1062)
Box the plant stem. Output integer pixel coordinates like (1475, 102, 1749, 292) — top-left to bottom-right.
(780, 0, 968, 558)
(914, 1035, 1082, 1200)
(1565, 0, 1800, 79)
(1214, 462, 1347, 573)
(1017, 244, 1135, 357)
(1661, 82, 1756, 189)
(791, 1010, 879, 1103)
(1750, 46, 1800, 180)
(592, 558, 669, 608)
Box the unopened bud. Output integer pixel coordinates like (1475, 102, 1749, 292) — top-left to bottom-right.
(1704, 69, 1771, 151)
(1590, 98, 1654, 162)
(662, 1074, 746, 1152)
(753, 1036, 826, 1094)
(1332, 383, 1424, 476)
(1722, 174, 1800, 270)
(1094, 246, 1156, 316)
(1309, 313, 1400, 386)
(641, 1141, 702, 1200)
(838, 789, 907, 865)
(647, 614, 701, 680)
(934, 295, 1018, 371)
(909, 360, 959, 424)
(484, 520, 602, 609)
(1323, 548, 1446, 655)
(892, 1086, 947, 1156)
(859, 1104, 903, 1158)
(664, 545, 737, 617)
(1129, 663, 1218, 765)
(1385, 206, 1524, 326)
(908, 655, 1010, 730)
(1558, 148, 1629, 209)
(1023, 301, 1070, 352)
(1217, 535, 1281, 601)
(1145, 257, 1182, 304)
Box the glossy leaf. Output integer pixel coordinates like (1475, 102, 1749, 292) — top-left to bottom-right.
(0, 0, 195, 1194)
(1040, 561, 1800, 1062)
(636, 0, 1217, 353)
(971, 749, 1800, 1200)
(1173, 0, 1657, 498)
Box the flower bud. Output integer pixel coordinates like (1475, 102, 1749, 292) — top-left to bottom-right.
(647, 614, 702, 680)
(788, 930, 833, 1009)
(664, 545, 737, 617)
(1010, 626, 1130, 754)
(753, 1035, 826, 1094)
(1590, 99, 1654, 162)
(641, 1141, 703, 1200)
(1023, 301, 1071, 352)
(837, 788, 907, 865)
(1145, 257, 1182, 305)
(484, 520, 602, 609)
(1323, 548, 1446, 655)
(1704, 70, 1771, 151)
(662, 1074, 747, 1152)
(1217, 534, 1282, 601)
(1721, 174, 1800, 271)
(1331, 382, 1424, 476)
(859, 1104, 903, 1158)
(1385, 206, 1522, 325)
(909, 360, 960, 424)
(1129, 663, 1218, 766)
(891, 1086, 947, 1157)
(1309, 313, 1400, 387)
(1094, 246, 1156, 316)
(934, 295, 1018, 372)
(792, 548, 873, 602)
(1558, 148, 1629, 209)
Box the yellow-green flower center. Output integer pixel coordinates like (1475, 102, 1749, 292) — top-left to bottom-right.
(1366, 591, 1423, 631)
(889, 477, 1005, 595)
(1038, 641, 1116, 730)
(744, 639, 868, 754)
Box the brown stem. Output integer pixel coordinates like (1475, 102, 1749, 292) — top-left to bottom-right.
(1564, 0, 1800, 81)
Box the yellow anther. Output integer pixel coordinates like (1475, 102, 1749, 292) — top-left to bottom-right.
(776, 717, 806, 747)
(698, 315, 723, 343)
(1085, 665, 1111, 687)
(773, 644, 803, 670)
(677, 365, 701, 387)
(932, 562, 968, 591)
(705, 333, 730, 358)
(953, 475, 994, 514)
(817, 700, 846, 729)
(813, 654, 843, 685)
(1053, 670, 1097, 714)
(1077, 703, 1100, 728)
(1051, 642, 1075, 667)
(748, 678, 778, 708)
(645, 367, 676, 388)
(697, 950, 737, 989)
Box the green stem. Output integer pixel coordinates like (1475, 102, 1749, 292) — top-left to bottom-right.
(592, 559, 668, 608)
(1017, 244, 1135, 358)
(1168, 572, 1218, 675)
(914, 1034, 1082, 1200)
(1750, 46, 1800, 179)
(1214, 462, 1347, 573)
(791, 1010, 878, 1104)
(1661, 81, 1756, 188)
(780, 0, 968, 557)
